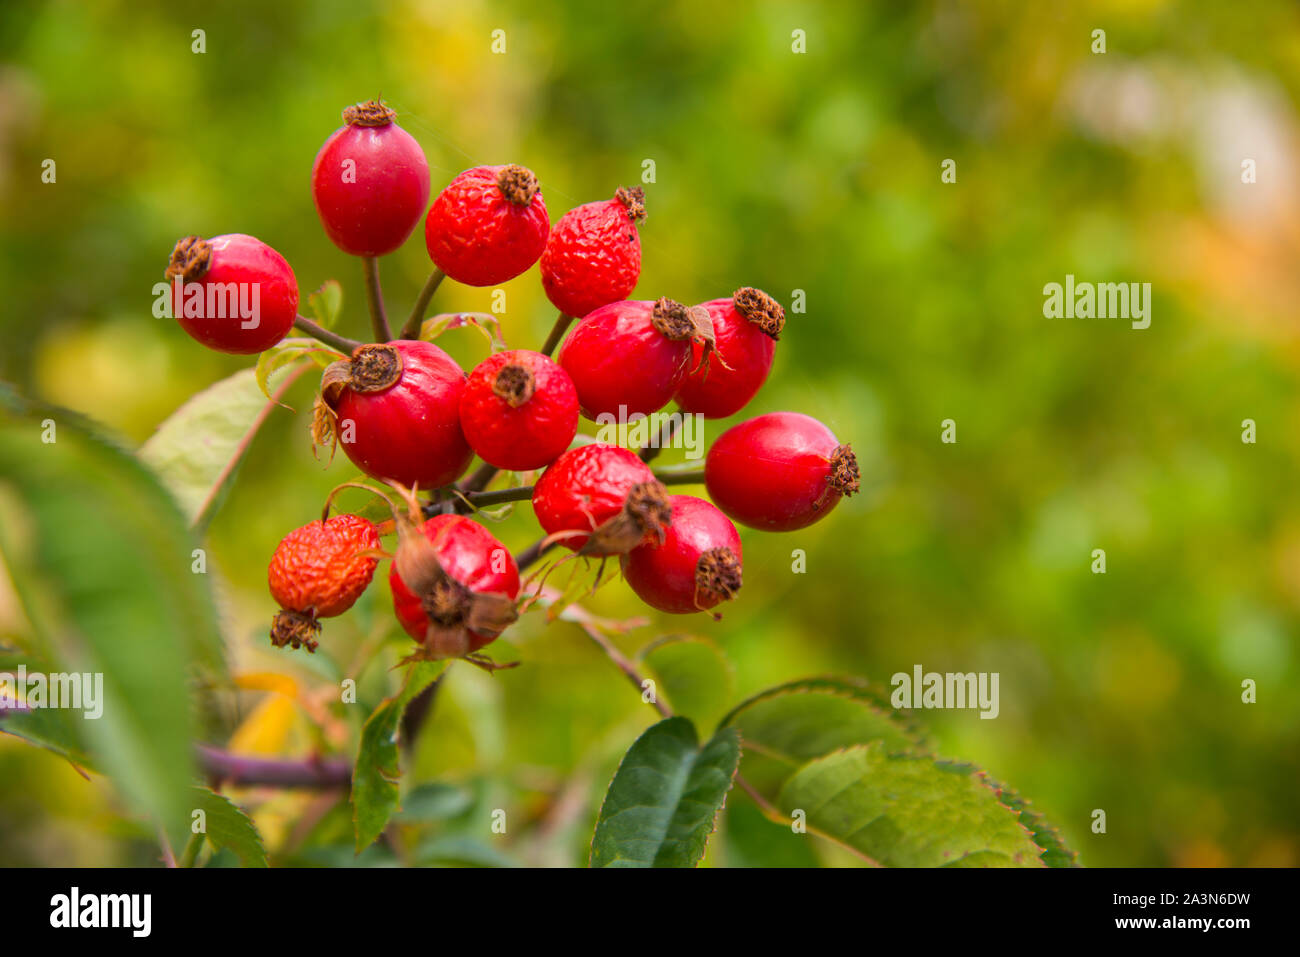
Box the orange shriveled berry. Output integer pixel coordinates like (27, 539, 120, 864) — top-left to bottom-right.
(268, 514, 382, 651)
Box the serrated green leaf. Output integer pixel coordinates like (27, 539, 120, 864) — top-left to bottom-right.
(0, 385, 221, 851)
(778, 742, 1047, 867)
(419, 312, 508, 353)
(590, 716, 740, 868)
(351, 661, 444, 851)
(308, 279, 344, 330)
(139, 364, 311, 535)
(255, 337, 342, 401)
(638, 635, 734, 729)
(719, 677, 924, 793)
(189, 786, 268, 867)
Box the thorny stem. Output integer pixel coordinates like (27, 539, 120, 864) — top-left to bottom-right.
(653, 466, 705, 486)
(293, 316, 362, 354)
(362, 256, 392, 342)
(196, 745, 351, 789)
(400, 266, 446, 339)
(539, 310, 574, 357)
(638, 414, 682, 463)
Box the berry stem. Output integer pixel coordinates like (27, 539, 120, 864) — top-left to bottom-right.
(539, 310, 574, 357)
(574, 620, 671, 719)
(196, 744, 351, 789)
(652, 466, 706, 485)
(514, 536, 558, 571)
(294, 316, 363, 354)
(362, 256, 392, 342)
(638, 414, 682, 462)
(459, 460, 500, 495)
(400, 266, 446, 339)
(464, 485, 535, 507)
(178, 831, 205, 868)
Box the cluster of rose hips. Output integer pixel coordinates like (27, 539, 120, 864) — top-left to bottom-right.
(167, 99, 859, 668)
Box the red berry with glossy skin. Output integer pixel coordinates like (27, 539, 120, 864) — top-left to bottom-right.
(621, 495, 743, 615)
(165, 234, 298, 355)
(314, 340, 473, 489)
(311, 100, 430, 256)
(675, 288, 785, 419)
(540, 187, 645, 318)
(557, 298, 716, 418)
(532, 443, 659, 552)
(268, 514, 382, 651)
(425, 164, 549, 286)
(459, 350, 579, 471)
(390, 514, 520, 655)
(705, 412, 860, 531)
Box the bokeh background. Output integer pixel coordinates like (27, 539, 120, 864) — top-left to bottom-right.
(2, 0, 1299, 867)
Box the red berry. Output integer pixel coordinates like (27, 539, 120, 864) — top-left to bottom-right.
(532, 443, 668, 553)
(557, 298, 717, 418)
(540, 187, 645, 318)
(621, 495, 742, 615)
(311, 100, 430, 257)
(675, 288, 785, 419)
(459, 350, 579, 471)
(705, 412, 860, 531)
(313, 340, 473, 489)
(389, 514, 520, 657)
(268, 514, 382, 651)
(165, 234, 298, 354)
(424, 164, 549, 286)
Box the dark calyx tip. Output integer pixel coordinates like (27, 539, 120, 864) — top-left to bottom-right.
(498, 165, 540, 206)
(829, 444, 860, 496)
(165, 235, 212, 283)
(343, 99, 396, 127)
(696, 547, 742, 603)
(270, 610, 321, 653)
(614, 186, 647, 223)
(733, 287, 786, 339)
(493, 363, 536, 408)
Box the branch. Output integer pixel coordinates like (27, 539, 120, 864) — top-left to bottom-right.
(361, 256, 392, 342)
(539, 310, 574, 357)
(293, 316, 362, 354)
(458, 460, 500, 496)
(639, 414, 682, 463)
(576, 622, 670, 719)
(653, 466, 705, 486)
(196, 745, 350, 789)
(400, 267, 446, 339)
(514, 536, 557, 572)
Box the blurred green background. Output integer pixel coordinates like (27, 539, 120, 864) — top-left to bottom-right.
(2, 0, 1299, 867)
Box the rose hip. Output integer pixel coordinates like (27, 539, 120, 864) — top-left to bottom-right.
(459, 350, 579, 472)
(705, 412, 860, 531)
(557, 297, 716, 418)
(675, 287, 785, 419)
(620, 495, 742, 615)
(425, 164, 550, 286)
(531, 443, 670, 554)
(311, 100, 430, 257)
(540, 187, 645, 319)
(314, 340, 473, 489)
(166, 233, 298, 355)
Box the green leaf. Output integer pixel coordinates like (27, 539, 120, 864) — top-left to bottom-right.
(395, 782, 475, 822)
(719, 677, 924, 793)
(638, 635, 734, 729)
(308, 279, 344, 330)
(0, 651, 97, 771)
(189, 786, 268, 867)
(419, 312, 508, 353)
(778, 743, 1048, 867)
(139, 364, 312, 535)
(0, 385, 222, 850)
(351, 661, 444, 852)
(722, 799, 820, 868)
(590, 716, 740, 868)
(254, 337, 341, 401)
